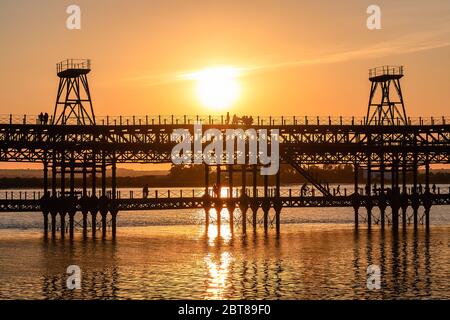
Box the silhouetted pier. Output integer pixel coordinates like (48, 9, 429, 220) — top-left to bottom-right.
(0, 61, 448, 239)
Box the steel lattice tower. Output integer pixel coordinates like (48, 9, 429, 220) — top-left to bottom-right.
(366, 65, 407, 125)
(52, 59, 95, 125)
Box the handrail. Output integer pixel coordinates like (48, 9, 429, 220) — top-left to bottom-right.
(0, 114, 448, 126)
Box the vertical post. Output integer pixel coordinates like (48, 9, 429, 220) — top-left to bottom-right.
(101, 152, 107, 239)
(60, 151, 66, 239)
(401, 155, 407, 228)
(228, 165, 234, 231)
(354, 162, 359, 227)
(425, 155, 431, 230)
(380, 154, 385, 228)
(275, 169, 281, 234)
(241, 165, 247, 233)
(52, 151, 57, 196)
(43, 158, 49, 236)
(101, 152, 106, 196)
(43, 158, 48, 195)
(69, 154, 75, 239)
(216, 165, 221, 233)
(111, 154, 117, 239)
(204, 164, 210, 228)
(391, 160, 399, 231)
(91, 158, 97, 238)
(413, 152, 418, 229)
(252, 165, 257, 230)
(263, 174, 269, 232)
(366, 156, 372, 229)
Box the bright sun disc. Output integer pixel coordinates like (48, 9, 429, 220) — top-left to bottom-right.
(191, 67, 240, 110)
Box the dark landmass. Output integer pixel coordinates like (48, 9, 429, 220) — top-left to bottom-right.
(0, 165, 449, 189)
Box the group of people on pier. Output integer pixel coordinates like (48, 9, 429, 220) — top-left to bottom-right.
(225, 112, 254, 126)
(37, 112, 50, 125)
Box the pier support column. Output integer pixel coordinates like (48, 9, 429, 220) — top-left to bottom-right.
(391, 160, 399, 231)
(82, 211, 88, 239)
(263, 174, 269, 233)
(68, 212, 75, 239)
(205, 208, 210, 231)
(366, 156, 372, 229)
(275, 208, 281, 234)
(111, 210, 118, 239)
(251, 202, 258, 231)
(424, 157, 431, 230)
(353, 162, 360, 228)
(101, 211, 108, 239)
(262, 205, 269, 233)
(216, 208, 221, 235)
(380, 155, 386, 228)
(111, 155, 118, 239)
(228, 204, 235, 233)
(240, 206, 248, 234)
(401, 155, 407, 228)
(240, 165, 248, 233)
(91, 211, 97, 238)
(251, 164, 258, 231)
(412, 153, 418, 229)
(275, 168, 281, 234)
(50, 211, 57, 238)
(43, 212, 49, 237)
(60, 212, 66, 239)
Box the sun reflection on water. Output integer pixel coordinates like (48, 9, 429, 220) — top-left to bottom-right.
(204, 251, 233, 299)
(205, 208, 233, 246)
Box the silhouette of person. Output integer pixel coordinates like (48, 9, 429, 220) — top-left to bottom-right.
(432, 184, 436, 194)
(226, 112, 230, 125)
(301, 182, 308, 196)
(44, 113, 49, 124)
(38, 112, 44, 124)
(336, 184, 341, 195)
(143, 184, 149, 199)
(419, 184, 423, 194)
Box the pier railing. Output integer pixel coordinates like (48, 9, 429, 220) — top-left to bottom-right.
(1, 114, 449, 126)
(2, 186, 449, 201)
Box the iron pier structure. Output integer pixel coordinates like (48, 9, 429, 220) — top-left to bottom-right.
(0, 61, 448, 239)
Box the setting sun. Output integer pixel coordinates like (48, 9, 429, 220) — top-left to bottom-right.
(190, 67, 241, 110)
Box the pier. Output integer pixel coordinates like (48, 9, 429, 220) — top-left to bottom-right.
(0, 61, 449, 239)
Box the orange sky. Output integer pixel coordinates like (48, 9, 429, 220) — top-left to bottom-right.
(1, 0, 449, 117)
(0, 0, 449, 170)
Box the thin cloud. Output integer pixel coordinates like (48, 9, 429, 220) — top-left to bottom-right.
(127, 29, 450, 86)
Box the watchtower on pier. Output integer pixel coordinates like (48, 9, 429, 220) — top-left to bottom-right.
(366, 65, 407, 125)
(52, 59, 95, 125)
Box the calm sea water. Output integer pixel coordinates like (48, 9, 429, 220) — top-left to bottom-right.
(0, 187, 448, 300)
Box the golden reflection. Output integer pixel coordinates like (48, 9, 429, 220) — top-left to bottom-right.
(205, 208, 233, 246)
(204, 251, 232, 299)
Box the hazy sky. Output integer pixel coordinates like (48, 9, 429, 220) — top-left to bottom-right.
(0, 0, 449, 118)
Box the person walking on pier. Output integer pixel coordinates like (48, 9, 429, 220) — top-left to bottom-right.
(38, 112, 44, 124)
(143, 184, 149, 199)
(43, 112, 49, 124)
(336, 184, 341, 196)
(432, 184, 437, 194)
(301, 182, 308, 196)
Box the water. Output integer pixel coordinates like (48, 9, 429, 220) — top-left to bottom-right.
(0, 188, 448, 299)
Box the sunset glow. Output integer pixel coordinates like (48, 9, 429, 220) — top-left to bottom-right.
(190, 67, 241, 110)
